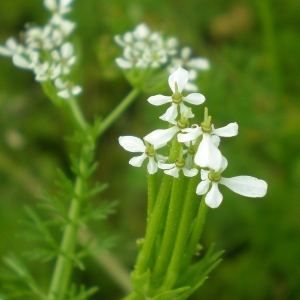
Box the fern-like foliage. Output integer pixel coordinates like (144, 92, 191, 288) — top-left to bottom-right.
(0, 122, 118, 299)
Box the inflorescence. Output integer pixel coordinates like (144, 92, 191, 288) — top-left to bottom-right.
(0, 0, 81, 100)
(119, 67, 268, 208)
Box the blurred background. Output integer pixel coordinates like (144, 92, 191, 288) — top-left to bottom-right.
(0, 0, 299, 299)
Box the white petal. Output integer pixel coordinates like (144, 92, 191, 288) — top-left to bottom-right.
(155, 154, 168, 162)
(165, 167, 180, 178)
(57, 89, 70, 99)
(183, 93, 205, 105)
(44, 0, 57, 11)
(61, 42, 73, 57)
(129, 153, 147, 167)
(188, 58, 210, 70)
(205, 182, 223, 208)
(220, 156, 228, 171)
(168, 66, 189, 93)
(0, 46, 13, 56)
(194, 133, 222, 170)
(212, 122, 238, 137)
(118, 136, 145, 152)
(147, 158, 157, 174)
(211, 135, 220, 147)
(115, 58, 132, 69)
(178, 103, 194, 118)
(196, 179, 210, 195)
(147, 95, 172, 106)
(177, 126, 202, 143)
(12, 55, 31, 69)
(157, 161, 175, 170)
(160, 104, 178, 122)
(182, 167, 198, 177)
(55, 78, 66, 89)
(219, 176, 268, 198)
(71, 85, 82, 95)
(200, 169, 209, 181)
(144, 126, 180, 146)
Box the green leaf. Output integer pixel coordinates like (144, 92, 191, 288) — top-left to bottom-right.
(151, 286, 190, 300)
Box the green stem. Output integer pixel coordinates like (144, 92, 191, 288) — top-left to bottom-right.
(147, 172, 157, 223)
(96, 87, 141, 137)
(135, 174, 172, 275)
(47, 174, 84, 299)
(68, 97, 89, 132)
(162, 175, 199, 290)
(48, 98, 93, 299)
(183, 195, 209, 266)
(151, 173, 185, 283)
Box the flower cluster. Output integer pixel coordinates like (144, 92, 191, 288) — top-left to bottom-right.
(114, 23, 210, 92)
(0, 0, 81, 100)
(119, 66, 267, 208)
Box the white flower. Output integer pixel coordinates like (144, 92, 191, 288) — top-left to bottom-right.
(178, 120, 238, 171)
(55, 78, 82, 99)
(34, 62, 60, 81)
(118, 136, 167, 174)
(148, 67, 205, 122)
(51, 42, 76, 74)
(158, 160, 198, 178)
(196, 157, 268, 208)
(24, 26, 53, 50)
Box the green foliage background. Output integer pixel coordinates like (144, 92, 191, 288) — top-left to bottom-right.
(0, 0, 299, 299)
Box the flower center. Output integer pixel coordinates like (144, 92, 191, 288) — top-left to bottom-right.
(208, 169, 222, 182)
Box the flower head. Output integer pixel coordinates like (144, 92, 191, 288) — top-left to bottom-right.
(118, 136, 167, 174)
(196, 157, 268, 208)
(147, 67, 205, 122)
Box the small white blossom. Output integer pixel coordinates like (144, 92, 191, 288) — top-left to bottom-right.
(118, 136, 167, 174)
(51, 42, 76, 74)
(55, 78, 82, 99)
(34, 62, 60, 81)
(158, 160, 198, 178)
(196, 157, 268, 208)
(178, 108, 238, 171)
(147, 67, 205, 122)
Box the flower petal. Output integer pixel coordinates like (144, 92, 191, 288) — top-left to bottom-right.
(168, 66, 189, 93)
(157, 161, 175, 170)
(194, 133, 222, 170)
(129, 153, 147, 167)
(205, 182, 223, 208)
(177, 126, 202, 143)
(183, 93, 205, 105)
(196, 179, 210, 195)
(115, 58, 132, 69)
(200, 169, 209, 181)
(148, 95, 172, 106)
(182, 167, 198, 177)
(118, 136, 145, 152)
(160, 104, 178, 122)
(12, 55, 31, 69)
(165, 167, 180, 178)
(212, 122, 238, 137)
(219, 176, 268, 198)
(144, 126, 180, 146)
(147, 157, 157, 174)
